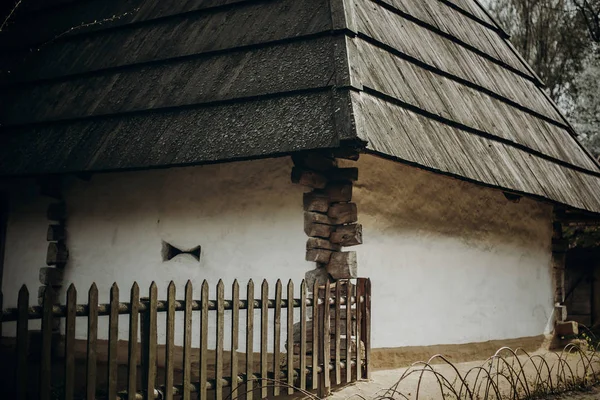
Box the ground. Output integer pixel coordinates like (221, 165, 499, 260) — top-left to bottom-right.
(329, 347, 600, 400)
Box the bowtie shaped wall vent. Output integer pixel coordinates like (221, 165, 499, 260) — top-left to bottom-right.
(162, 241, 201, 262)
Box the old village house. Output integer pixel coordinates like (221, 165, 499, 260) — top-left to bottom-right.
(0, 0, 599, 397)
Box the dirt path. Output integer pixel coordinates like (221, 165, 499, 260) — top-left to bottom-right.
(329, 349, 600, 399)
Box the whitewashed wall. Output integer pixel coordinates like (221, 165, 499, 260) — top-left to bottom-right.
(1, 157, 308, 350)
(1, 154, 555, 351)
(347, 155, 555, 348)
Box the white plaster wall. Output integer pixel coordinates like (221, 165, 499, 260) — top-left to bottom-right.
(348, 155, 555, 348)
(1, 157, 308, 350)
(1, 154, 556, 351)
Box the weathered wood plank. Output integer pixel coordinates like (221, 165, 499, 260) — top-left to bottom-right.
(292, 168, 328, 189)
(330, 224, 363, 247)
(199, 281, 209, 400)
(246, 280, 255, 400)
(327, 252, 358, 279)
(334, 281, 342, 385)
(183, 281, 193, 400)
(216, 280, 225, 400)
(144, 283, 158, 400)
(260, 280, 268, 398)
(46, 242, 69, 265)
(127, 283, 140, 400)
(327, 203, 357, 224)
(306, 249, 333, 264)
(312, 280, 319, 390)
(355, 281, 362, 381)
(303, 192, 330, 213)
(108, 283, 119, 400)
(364, 279, 372, 379)
(273, 280, 282, 396)
(165, 282, 175, 400)
(307, 238, 341, 252)
(17, 285, 29, 400)
(39, 285, 54, 400)
(287, 280, 294, 395)
(86, 284, 98, 400)
(300, 280, 307, 390)
(231, 280, 240, 395)
(324, 182, 353, 203)
(64, 284, 77, 400)
(345, 281, 352, 384)
(323, 281, 331, 392)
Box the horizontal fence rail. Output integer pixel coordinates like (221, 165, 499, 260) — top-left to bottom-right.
(0, 278, 371, 400)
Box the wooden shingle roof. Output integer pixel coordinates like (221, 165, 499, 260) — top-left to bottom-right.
(0, 0, 598, 213)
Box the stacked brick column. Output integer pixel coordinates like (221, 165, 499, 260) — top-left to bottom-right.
(291, 149, 362, 287)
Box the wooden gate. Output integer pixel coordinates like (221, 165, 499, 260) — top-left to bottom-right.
(0, 278, 371, 399)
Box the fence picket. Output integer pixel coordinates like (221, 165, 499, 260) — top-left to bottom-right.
(273, 280, 282, 396)
(86, 284, 98, 400)
(287, 280, 294, 395)
(312, 280, 319, 390)
(323, 281, 331, 392)
(127, 283, 140, 400)
(216, 280, 225, 400)
(165, 282, 175, 400)
(364, 279, 371, 379)
(260, 280, 268, 398)
(65, 284, 77, 400)
(299, 280, 307, 391)
(39, 285, 54, 400)
(144, 283, 158, 400)
(182, 281, 193, 400)
(108, 283, 119, 400)
(17, 285, 29, 400)
(334, 281, 342, 385)
(355, 281, 362, 381)
(345, 280, 352, 384)
(199, 280, 209, 400)
(231, 280, 240, 395)
(246, 280, 254, 400)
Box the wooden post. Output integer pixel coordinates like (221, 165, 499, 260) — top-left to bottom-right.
(127, 283, 140, 400)
(273, 280, 282, 396)
(363, 279, 371, 379)
(142, 283, 157, 400)
(183, 281, 193, 400)
(107, 283, 119, 400)
(40, 285, 54, 400)
(355, 281, 362, 381)
(231, 280, 240, 395)
(260, 280, 268, 398)
(317, 283, 326, 398)
(87, 284, 98, 400)
(345, 281, 352, 384)
(199, 281, 209, 400)
(246, 280, 254, 400)
(17, 285, 29, 400)
(334, 281, 342, 385)
(323, 281, 331, 393)
(299, 280, 307, 391)
(165, 282, 175, 400)
(64, 284, 77, 400)
(216, 280, 225, 400)
(311, 280, 319, 390)
(287, 280, 294, 395)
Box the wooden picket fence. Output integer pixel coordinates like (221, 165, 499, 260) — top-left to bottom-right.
(0, 278, 371, 399)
